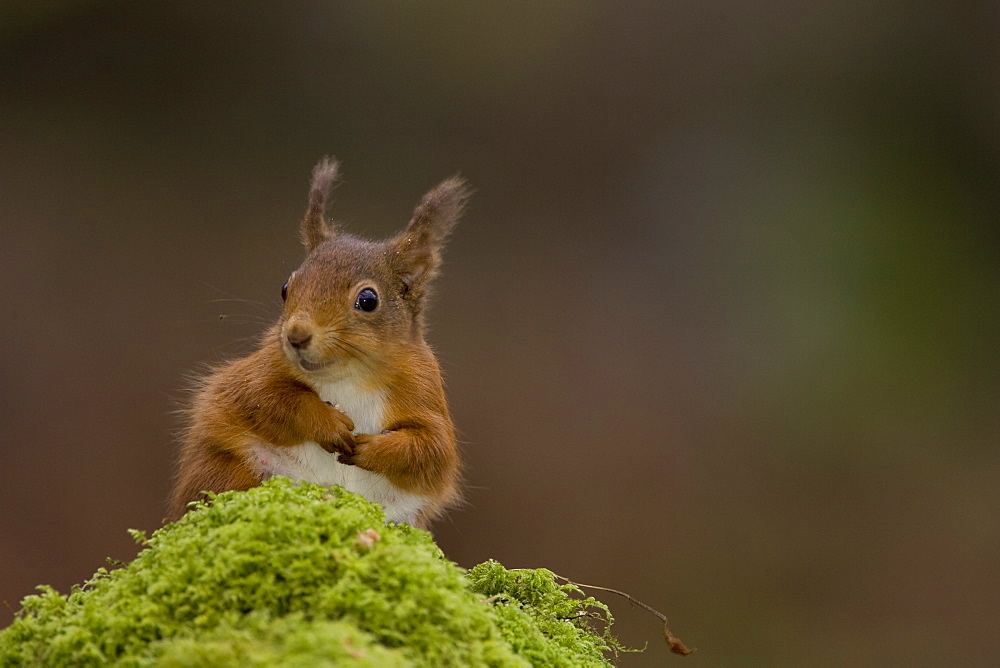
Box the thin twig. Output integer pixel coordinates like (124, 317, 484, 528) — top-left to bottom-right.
(511, 569, 695, 656)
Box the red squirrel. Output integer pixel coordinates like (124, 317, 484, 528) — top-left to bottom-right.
(169, 158, 469, 527)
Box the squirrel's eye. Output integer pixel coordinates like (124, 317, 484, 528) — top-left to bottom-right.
(355, 287, 379, 312)
(281, 283, 288, 302)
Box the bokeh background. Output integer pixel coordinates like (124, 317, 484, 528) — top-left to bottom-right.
(2, 2, 998, 665)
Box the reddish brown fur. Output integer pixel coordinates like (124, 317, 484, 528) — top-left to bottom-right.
(169, 158, 469, 526)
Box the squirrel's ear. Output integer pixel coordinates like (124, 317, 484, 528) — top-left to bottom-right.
(300, 157, 340, 252)
(392, 176, 470, 293)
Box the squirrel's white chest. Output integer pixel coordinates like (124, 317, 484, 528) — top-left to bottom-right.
(314, 376, 387, 436)
(250, 375, 428, 525)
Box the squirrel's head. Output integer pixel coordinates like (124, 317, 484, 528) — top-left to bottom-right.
(278, 157, 470, 377)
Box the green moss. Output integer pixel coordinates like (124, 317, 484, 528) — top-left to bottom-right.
(0, 478, 622, 666)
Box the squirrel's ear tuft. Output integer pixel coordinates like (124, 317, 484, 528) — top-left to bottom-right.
(392, 176, 471, 295)
(301, 157, 340, 252)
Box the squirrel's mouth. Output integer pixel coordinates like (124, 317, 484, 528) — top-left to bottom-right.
(295, 354, 330, 372)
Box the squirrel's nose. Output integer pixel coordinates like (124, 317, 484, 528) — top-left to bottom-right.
(286, 325, 312, 349)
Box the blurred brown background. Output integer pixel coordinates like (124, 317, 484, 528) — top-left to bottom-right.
(1, 2, 998, 665)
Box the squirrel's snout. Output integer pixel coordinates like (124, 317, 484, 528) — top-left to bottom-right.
(286, 325, 313, 350)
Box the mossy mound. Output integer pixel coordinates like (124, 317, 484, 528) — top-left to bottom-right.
(0, 478, 622, 666)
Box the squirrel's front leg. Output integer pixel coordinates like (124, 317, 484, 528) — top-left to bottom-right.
(342, 425, 456, 495)
(237, 376, 356, 456)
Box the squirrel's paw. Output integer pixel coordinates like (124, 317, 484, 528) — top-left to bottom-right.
(339, 432, 383, 467)
(319, 402, 356, 459)
(318, 427, 356, 460)
(336, 434, 369, 466)
(340, 431, 390, 467)
(318, 433, 355, 458)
